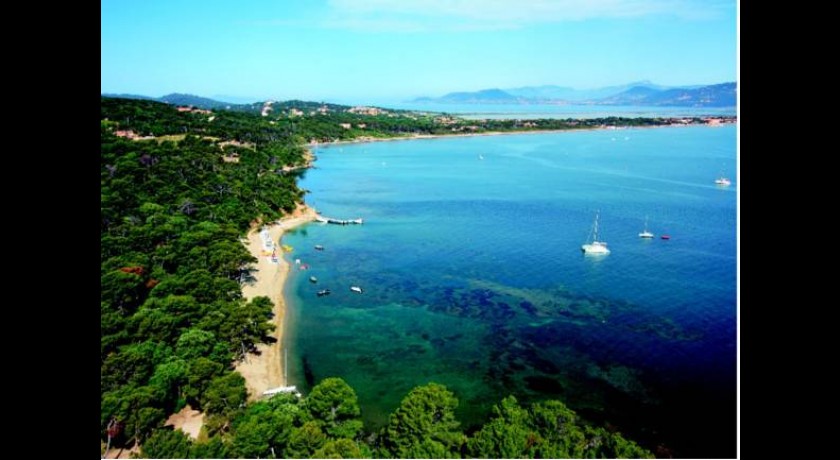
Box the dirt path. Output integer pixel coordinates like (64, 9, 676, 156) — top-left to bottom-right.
(164, 405, 204, 439)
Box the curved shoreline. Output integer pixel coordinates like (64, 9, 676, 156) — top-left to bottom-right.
(235, 204, 317, 400)
(309, 120, 736, 148)
(238, 121, 735, 398)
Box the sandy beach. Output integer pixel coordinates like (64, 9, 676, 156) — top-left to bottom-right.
(235, 204, 317, 400)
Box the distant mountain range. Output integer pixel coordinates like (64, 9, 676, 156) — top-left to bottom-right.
(414, 88, 526, 104)
(101, 93, 244, 110)
(104, 82, 737, 111)
(505, 81, 677, 102)
(413, 82, 736, 107)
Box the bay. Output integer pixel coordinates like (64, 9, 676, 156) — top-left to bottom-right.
(283, 125, 736, 457)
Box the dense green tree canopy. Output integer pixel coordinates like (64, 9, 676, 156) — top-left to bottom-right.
(303, 377, 364, 439)
(286, 421, 328, 458)
(228, 393, 302, 458)
(141, 428, 192, 459)
(202, 372, 247, 417)
(379, 383, 465, 458)
(314, 438, 370, 459)
(468, 396, 653, 459)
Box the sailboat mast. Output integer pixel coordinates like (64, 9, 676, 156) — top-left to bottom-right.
(594, 211, 599, 241)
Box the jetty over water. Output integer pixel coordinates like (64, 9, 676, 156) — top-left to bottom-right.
(315, 215, 364, 225)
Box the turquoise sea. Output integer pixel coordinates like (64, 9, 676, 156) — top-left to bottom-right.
(282, 125, 737, 457)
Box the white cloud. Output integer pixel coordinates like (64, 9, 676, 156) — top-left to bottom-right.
(325, 0, 730, 31)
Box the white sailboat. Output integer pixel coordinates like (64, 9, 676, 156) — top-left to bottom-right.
(639, 216, 654, 238)
(715, 170, 731, 186)
(582, 211, 610, 255)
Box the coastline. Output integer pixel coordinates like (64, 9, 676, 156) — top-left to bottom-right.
(308, 120, 736, 148)
(309, 129, 587, 148)
(235, 204, 317, 400)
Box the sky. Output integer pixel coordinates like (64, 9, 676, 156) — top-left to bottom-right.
(101, 0, 737, 104)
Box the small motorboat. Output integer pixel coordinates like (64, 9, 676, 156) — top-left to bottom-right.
(350, 286, 363, 294)
(317, 289, 331, 297)
(314, 245, 325, 251)
(661, 235, 671, 240)
(309, 276, 318, 283)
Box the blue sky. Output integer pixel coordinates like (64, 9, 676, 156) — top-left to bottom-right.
(101, 0, 737, 103)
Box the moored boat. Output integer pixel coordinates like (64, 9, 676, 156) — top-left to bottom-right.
(316, 214, 364, 225)
(582, 211, 610, 255)
(263, 385, 301, 398)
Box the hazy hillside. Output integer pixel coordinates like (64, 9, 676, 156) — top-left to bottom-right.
(597, 83, 736, 107)
(414, 82, 736, 107)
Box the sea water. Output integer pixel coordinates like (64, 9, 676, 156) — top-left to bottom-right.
(282, 125, 736, 457)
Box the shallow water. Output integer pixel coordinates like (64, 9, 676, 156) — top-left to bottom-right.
(283, 125, 736, 457)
